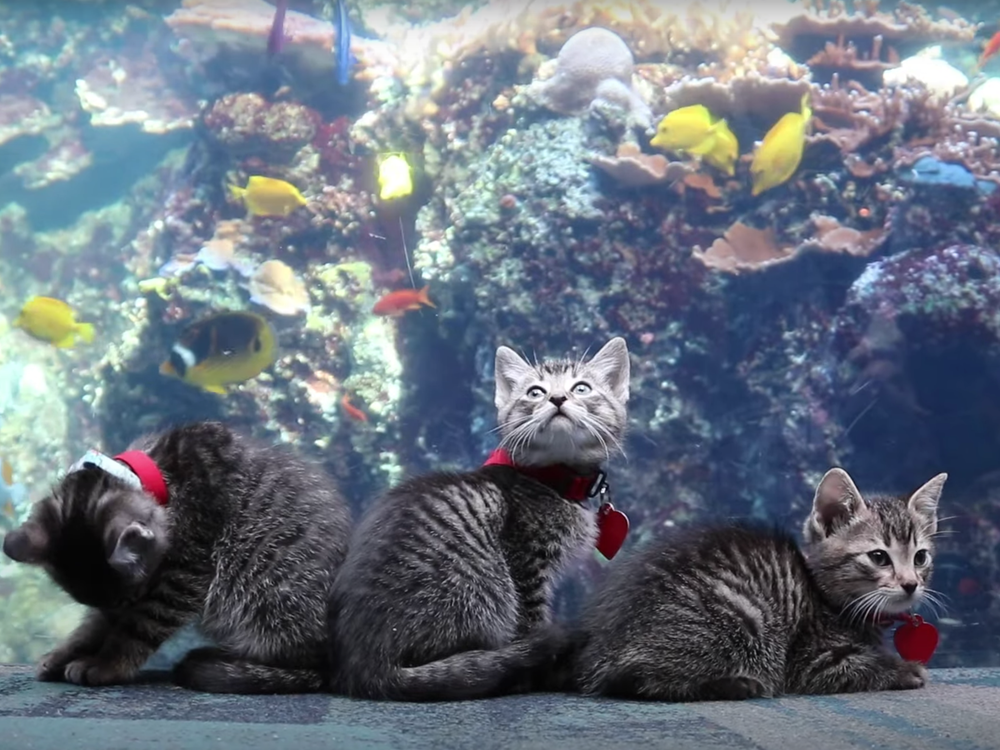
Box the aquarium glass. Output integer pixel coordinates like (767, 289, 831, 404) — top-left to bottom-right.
(1, 0, 999, 672)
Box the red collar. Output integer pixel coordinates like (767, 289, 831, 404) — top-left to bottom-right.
(482, 448, 606, 502)
(113, 451, 170, 506)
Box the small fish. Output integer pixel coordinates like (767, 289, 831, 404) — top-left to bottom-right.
(341, 393, 368, 422)
(650, 105, 719, 153)
(1, 457, 12, 486)
(14, 296, 95, 348)
(159, 311, 278, 395)
(977, 30, 1000, 71)
(686, 118, 739, 176)
(267, 0, 288, 57)
(372, 285, 435, 317)
(377, 154, 414, 201)
(228, 176, 307, 218)
(334, 0, 356, 86)
(0, 457, 26, 526)
(750, 92, 812, 197)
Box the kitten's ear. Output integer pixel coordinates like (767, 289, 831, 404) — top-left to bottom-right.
(495, 346, 534, 408)
(108, 521, 164, 583)
(587, 337, 630, 402)
(908, 472, 946, 535)
(1, 522, 50, 564)
(804, 468, 867, 542)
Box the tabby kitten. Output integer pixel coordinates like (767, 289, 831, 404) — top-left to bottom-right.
(328, 337, 630, 701)
(2, 421, 351, 694)
(573, 467, 946, 700)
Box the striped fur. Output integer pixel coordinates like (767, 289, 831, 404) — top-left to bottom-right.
(328, 337, 630, 701)
(572, 468, 947, 700)
(1, 421, 351, 693)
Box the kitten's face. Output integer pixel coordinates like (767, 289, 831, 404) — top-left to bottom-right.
(803, 468, 946, 619)
(1, 467, 170, 609)
(494, 337, 630, 467)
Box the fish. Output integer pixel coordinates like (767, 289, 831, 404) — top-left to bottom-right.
(14, 296, 95, 348)
(0, 457, 26, 528)
(976, 30, 1000, 71)
(334, 0, 356, 86)
(749, 92, 812, 197)
(341, 393, 368, 422)
(267, 0, 288, 57)
(650, 105, 720, 153)
(159, 311, 278, 395)
(686, 118, 739, 176)
(377, 154, 414, 201)
(228, 176, 307, 218)
(372, 285, 435, 317)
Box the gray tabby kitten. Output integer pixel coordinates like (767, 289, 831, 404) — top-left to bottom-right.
(2, 421, 351, 694)
(573, 467, 946, 700)
(328, 337, 630, 701)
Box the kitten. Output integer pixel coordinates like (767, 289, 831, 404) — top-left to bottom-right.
(2, 420, 351, 694)
(572, 467, 946, 700)
(328, 337, 630, 701)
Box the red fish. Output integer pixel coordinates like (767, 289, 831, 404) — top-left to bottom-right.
(341, 393, 368, 422)
(977, 30, 1000, 70)
(372, 285, 435, 317)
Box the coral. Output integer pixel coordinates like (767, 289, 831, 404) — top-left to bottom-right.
(587, 142, 691, 188)
(773, 2, 976, 85)
(248, 259, 311, 316)
(202, 93, 318, 157)
(882, 46, 968, 101)
(660, 75, 813, 133)
(693, 213, 887, 274)
(525, 27, 651, 127)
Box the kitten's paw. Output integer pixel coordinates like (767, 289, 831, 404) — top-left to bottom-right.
(699, 676, 769, 701)
(63, 657, 131, 687)
(36, 649, 79, 682)
(891, 660, 929, 690)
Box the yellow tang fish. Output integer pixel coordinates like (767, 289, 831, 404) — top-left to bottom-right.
(228, 176, 307, 217)
(159, 311, 278, 395)
(377, 154, 413, 201)
(750, 93, 812, 197)
(14, 296, 95, 348)
(687, 119, 740, 176)
(650, 105, 719, 153)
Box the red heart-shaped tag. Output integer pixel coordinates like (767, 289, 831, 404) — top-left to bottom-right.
(893, 615, 939, 664)
(595, 502, 629, 560)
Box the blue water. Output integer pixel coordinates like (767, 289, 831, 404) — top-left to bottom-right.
(0, 0, 999, 671)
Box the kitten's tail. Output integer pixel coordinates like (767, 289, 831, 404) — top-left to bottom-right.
(369, 624, 566, 702)
(173, 647, 326, 694)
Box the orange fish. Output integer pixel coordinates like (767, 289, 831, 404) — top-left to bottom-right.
(341, 393, 368, 422)
(372, 285, 435, 317)
(977, 30, 1000, 70)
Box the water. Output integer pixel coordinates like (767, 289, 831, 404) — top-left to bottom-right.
(0, 0, 999, 671)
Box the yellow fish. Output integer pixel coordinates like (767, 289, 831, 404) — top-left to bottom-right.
(750, 93, 812, 197)
(377, 154, 414, 201)
(687, 119, 739, 176)
(159, 311, 277, 395)
(650, 105, 719, 153)
(14, 296, 95, 348)
(1, 457, 12, 486)
(228, 176, 307, 217)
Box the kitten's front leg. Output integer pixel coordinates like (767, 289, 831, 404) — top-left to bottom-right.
(62, 602, 188, 687)
(793, 645, 928, 695)
(37, 610, 110, 682)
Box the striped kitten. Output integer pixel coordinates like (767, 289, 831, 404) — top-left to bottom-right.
(573, 467, 946, 700)
(328, 337, 630, 701)
(1, 421, 351, 694)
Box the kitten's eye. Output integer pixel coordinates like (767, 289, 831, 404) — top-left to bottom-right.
(571, 382, 592, 395)
(914, 549, 930, 566)
(526, 386, 546, 399)
(867, 550, 891, 567)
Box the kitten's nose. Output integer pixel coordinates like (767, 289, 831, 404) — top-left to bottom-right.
(550, 395, 567, 407)
(901, 582, 918, 595)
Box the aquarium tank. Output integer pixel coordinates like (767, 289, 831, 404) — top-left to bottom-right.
(0, 0, 999, 672)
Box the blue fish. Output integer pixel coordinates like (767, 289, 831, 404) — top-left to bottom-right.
(267, 0, 288, 57)
(334, 0, 356, 86)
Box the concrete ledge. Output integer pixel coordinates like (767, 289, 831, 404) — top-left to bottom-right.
(1, 665, 999, 749)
